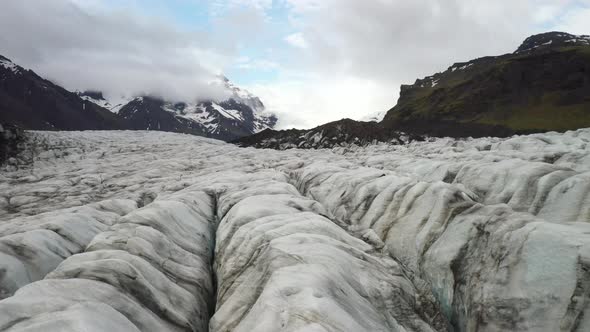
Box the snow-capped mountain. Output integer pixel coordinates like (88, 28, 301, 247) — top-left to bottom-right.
(0, 53, 276, 141)
(515, 31, 590, 54)
(78, 78, 277, 141)
(0, 56, 20, 75)
(77, 91, 128, 114)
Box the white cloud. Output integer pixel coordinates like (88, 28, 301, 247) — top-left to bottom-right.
(533, 5, 563, 24)
(285, 32, 308, 49)
(248, 0, 589, 128)
(247, 74, 397, 129)
(0, 0, 587, 129)
(0, 0, 239, 102)
(235, 57, 279, 71)
(553, 5, 590, 35)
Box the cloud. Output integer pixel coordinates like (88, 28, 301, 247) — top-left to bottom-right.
(235, 57, 279, 70)
(0, 0, 235, 102)
(285, 33, 308, 49)
(552, 2, 590, 35)
(246, 73, 397, 129)
(0, 0, 585, 129)
(251, 0, 585, 128)
(283, 0, 542, 84)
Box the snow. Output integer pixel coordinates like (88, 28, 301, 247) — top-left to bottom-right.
(564, 36, 590, 45)
(79, 95, 131, 114)
(450, 62, 473, 72)
(223, 78, 266, 114)
(0, 58, 20, 75)
(1, 128, 590, 331)
(211, 102, 244, 121)
(78, 75, 275, 135)
(85, 92, 273, 134)
(516, 34, 590, 53)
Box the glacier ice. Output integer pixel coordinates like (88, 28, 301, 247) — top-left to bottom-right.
(0, 129, 589, 331)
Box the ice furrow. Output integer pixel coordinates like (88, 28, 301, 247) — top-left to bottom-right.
(210, 175, 448, 331)
(0, 199, 137, 299)
(289, 158, 590, 331)
(0, 190, 216, 331)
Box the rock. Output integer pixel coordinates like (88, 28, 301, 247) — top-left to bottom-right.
(0, 123, 24, 165)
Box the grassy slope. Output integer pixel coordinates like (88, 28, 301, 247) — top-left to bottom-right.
(383, 46, 590, 135)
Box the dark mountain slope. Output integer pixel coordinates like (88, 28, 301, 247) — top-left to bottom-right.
(382, 32, 590, 136)
(118, 97, 209, 136)
(0, 55, 127, 130)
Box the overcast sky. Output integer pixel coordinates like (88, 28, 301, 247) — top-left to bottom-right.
(1, 0, 589, 128)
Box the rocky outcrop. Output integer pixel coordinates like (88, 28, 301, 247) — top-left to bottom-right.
(0, 123, 24, 165)
(515, 31, 590, 54)
(234, 118, 411, 150)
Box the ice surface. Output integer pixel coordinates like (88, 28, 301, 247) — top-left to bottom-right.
(1, 128, 589, 331)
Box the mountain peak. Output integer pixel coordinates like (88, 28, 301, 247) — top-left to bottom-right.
(515, 31, 590, 54)
(0, 55, 21, 75)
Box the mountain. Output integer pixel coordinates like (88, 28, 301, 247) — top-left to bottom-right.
(77, 91, 128, 114)
(0, 54, 276, 141)
(236, 118, 410, 150)
(0, 55, 127, 130)
(237, 31, 590, 149)
(78, 78, 277, 141)
(381, 31, 590, 137)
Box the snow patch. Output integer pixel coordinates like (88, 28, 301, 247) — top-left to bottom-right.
(0, 58, 20, 75)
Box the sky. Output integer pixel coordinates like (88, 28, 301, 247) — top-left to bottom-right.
(1, 0, 589, 129)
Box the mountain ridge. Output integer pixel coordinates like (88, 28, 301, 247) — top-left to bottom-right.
(0, 55, 276, 141)
(237, 31, 590, 149)
(0, 55, 128, 131)
(78, 89, 278, 141)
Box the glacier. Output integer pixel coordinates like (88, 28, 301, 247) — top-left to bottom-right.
(0, 129, 589, 331)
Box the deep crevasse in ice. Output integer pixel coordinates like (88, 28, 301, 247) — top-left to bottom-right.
(0, 129, 589, 331)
